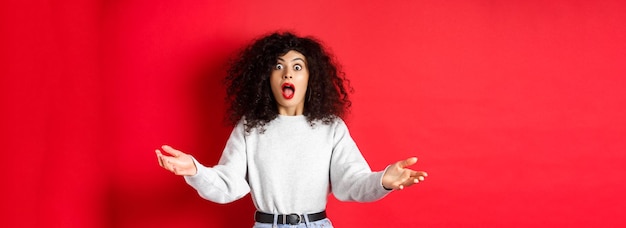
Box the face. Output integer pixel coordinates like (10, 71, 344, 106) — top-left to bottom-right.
(270, 50, 309, 116)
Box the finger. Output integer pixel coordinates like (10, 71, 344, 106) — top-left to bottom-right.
(161, 155, 173, 171)
(156, 149, 176, 170)
(166, 156, 187, 168)
(160, 154, 180, 173)
(407, 170, 428, 179)
(407, 173, 428, 186)
(406, 172, 427, 182)
(398, 178, 419, 189)
(395, 171, 425, 189)
(161, 145, 184, 157)
(397, 157, 418, 168)
(391, 175, 411, 190)
(155, 149, 164, 167)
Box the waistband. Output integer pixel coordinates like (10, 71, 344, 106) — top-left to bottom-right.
(254, 210, 327, 225)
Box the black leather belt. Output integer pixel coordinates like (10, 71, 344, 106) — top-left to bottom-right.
(255, 211, 326, 225)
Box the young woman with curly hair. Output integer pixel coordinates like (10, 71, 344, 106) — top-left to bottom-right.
(156, 32, 428, 228)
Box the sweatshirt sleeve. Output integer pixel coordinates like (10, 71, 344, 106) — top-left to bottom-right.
(184, 121, 250, 204)
(329, 120, 391, 202)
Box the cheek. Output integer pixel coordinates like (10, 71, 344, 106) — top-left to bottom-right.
(296, 75, 309, 93)
(269, 72, 279, 83)
(269, 73, 281, 90)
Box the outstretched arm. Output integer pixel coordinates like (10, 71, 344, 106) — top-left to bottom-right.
(382, 157, 428, 190)
(155, 145, 197, 176)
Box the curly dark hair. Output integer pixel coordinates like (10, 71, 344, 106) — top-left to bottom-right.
(224, 31, 352, 133)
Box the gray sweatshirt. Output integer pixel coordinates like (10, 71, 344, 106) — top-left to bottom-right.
(184, 115, 390, 214)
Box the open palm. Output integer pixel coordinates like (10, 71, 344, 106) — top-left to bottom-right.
(382, 157, 428, 190)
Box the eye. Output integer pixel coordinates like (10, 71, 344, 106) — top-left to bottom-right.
(294, 64, 302, 71)
(275, 64, 283, 70)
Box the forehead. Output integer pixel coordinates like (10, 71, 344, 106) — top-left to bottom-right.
(277, 50, 306, 62)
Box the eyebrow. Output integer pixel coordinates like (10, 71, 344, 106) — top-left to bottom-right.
(277, 57, 306, 63)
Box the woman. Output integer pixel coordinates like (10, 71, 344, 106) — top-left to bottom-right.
(156, 32, 428, 227)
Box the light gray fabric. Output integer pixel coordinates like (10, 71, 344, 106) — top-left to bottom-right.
(184, 115, 390, 214)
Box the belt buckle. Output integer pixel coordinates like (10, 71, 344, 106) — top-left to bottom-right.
(285, 213, 301, 225)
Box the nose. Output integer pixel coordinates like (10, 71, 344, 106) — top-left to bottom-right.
(283, 72, 293, 79)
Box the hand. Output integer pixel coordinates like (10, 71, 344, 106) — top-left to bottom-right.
(382, 157, 428, 190)
(155, 145, 197, 176)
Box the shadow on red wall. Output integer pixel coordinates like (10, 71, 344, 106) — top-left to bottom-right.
(100, 31, 257, 227)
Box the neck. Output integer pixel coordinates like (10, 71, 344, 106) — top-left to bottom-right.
(277, 104, 304, 116)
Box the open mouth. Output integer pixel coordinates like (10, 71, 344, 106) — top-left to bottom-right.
(281, 83, 295, 99)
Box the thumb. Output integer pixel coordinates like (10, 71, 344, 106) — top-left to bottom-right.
(397, 157, 418, 168)
(161, 145, 184, 157)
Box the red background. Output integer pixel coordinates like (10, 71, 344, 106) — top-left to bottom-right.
(2, 0, 625, 227)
